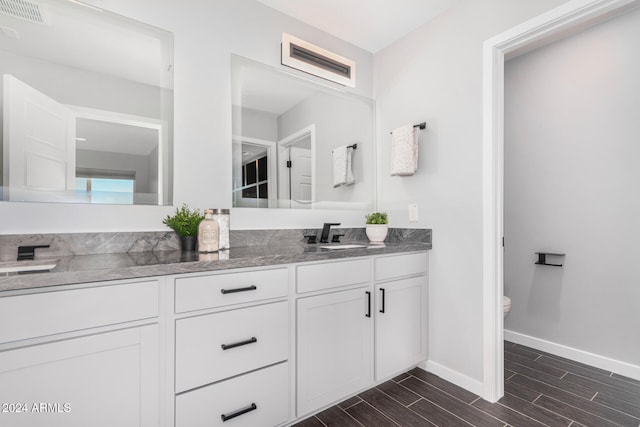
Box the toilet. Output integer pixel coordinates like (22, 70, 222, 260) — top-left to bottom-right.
(503, 295, 512, 318)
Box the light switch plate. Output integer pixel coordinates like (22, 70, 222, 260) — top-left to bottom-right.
(409, 204, 419, 222)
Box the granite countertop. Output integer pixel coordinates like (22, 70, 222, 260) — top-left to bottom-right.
(0, 241, 431, 293)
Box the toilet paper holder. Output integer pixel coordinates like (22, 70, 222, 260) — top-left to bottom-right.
(535, 252, 565, 267)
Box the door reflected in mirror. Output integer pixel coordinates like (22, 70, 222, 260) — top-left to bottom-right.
(0, 0, 173, 205)
(231, 55, 374, 210)
(277, 125, 315, 208)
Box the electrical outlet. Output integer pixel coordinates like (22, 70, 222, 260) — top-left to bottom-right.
(409, 204, 419, 222)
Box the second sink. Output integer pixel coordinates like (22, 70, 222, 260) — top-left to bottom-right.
(0, 259, 59, 275)
(319, 244, 367, 250)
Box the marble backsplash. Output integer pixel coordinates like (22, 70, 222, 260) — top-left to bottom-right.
(0, 228, 431, 261)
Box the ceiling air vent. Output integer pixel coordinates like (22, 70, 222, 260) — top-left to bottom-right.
(281, 33, 356, 88)
(0, 0, 46, 24)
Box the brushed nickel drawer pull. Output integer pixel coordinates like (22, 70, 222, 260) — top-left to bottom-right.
(220, 285, 257, 294)
(221, 402, 257, 422)
(221, 337, 258, 350)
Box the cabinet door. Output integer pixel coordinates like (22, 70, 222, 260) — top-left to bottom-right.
(375, 275, 428, 380)
(0, 325, 159, 427)
(297, 287, 373, 416)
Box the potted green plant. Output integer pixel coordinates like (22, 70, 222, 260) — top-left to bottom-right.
(365, 212, 388, 244)
(163, 204, 204, 251)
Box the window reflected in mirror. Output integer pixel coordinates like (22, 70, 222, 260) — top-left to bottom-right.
(241, 146, 269, 200)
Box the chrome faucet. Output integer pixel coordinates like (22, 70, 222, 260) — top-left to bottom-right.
(320, 223, 341, 243)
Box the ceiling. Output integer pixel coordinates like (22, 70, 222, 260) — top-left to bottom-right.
(76, 119, 159, 157)
(256, 0, 459, 53)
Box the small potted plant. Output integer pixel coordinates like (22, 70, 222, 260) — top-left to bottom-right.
(163, 204, 204, 251)
(365, 212, 388, 244)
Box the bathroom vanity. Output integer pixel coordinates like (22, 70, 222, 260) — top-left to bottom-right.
(0, 243, 429, 427)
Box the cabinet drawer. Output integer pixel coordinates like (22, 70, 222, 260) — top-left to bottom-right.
(176, 362, 289, 427)
(374, 252, 428, 282)
(175, 301, 289, 393)
(174, 268, 288, 313)
(0, 281, 159, 343)
(296, 258, 371, 294)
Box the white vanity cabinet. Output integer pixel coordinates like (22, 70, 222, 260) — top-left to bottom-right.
(0, 247, 429, 427)
(295, 258, 373, 416)
(0, 280, 161, 427)
(295, 252, 429, 418)
(173, 267, 290, 427)
(297, 286, 374, 416)
(374, 252, 429, 381)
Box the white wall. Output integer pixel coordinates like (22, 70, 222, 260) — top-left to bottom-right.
(278, 92, 374, 207)
(239, 107, 279, 141)
(504, 7, 640, 367)
(0, 0, 374, 233)
(373, 0, 569, 389)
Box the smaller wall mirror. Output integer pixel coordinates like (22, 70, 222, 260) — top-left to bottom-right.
(231, 55, 374, 210)
(0, 0, 173, 205)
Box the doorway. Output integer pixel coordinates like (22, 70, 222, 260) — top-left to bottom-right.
(482, 0, 640, 402)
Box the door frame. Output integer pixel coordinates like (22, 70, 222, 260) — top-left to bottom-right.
(277, 124, 316, 207)
(482, 0, 639, 402)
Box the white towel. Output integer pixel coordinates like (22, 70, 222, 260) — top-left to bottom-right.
(332, 145, 355, 187)
(390, 125, 419, 176)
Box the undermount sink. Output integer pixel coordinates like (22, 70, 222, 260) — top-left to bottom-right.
(319, 244, 367, 250)
(0, 259, 59, 275)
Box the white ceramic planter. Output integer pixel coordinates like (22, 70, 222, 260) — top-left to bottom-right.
(365, 224, 388, 244)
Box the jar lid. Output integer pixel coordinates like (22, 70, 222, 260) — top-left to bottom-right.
(213, 209, 230, 214)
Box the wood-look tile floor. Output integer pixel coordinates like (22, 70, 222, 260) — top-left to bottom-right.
(292, 341, 640, 427)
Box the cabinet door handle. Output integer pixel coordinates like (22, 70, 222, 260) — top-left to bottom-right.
(380, 288, 386, 314)
(221, 402, 257, 422)
(365, 291, 371, 318)
(220, 285, 257, 294)
(221, 337, 257, 350)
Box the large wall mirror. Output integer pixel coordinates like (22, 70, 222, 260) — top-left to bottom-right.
(0, 0, 173, 205)
(231, 55, 374, 210)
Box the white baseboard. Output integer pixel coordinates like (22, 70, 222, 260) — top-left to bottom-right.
(505, 330, 640, 381)
(422, 360, 484, 397)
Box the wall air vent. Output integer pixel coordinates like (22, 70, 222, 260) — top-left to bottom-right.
(281, 33, 356, 88)
(0, 0, 46, 24)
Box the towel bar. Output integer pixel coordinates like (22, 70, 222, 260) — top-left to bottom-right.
(390, 122, 426, 134)
(332, 144, 357, 153)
